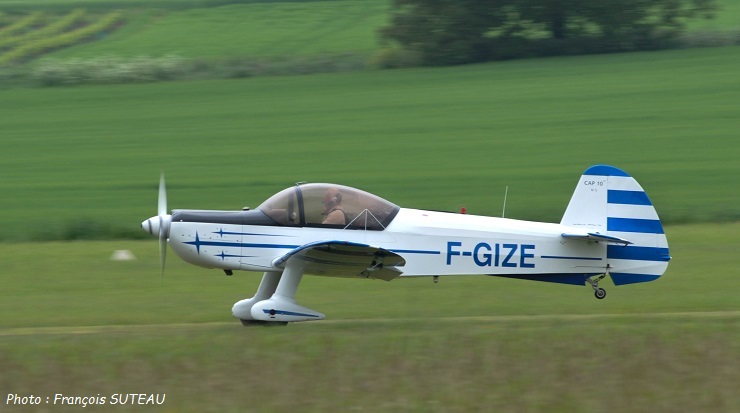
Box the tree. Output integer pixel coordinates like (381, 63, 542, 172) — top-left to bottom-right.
(380, 0, 513, 65)
(380, 0, 718, 65)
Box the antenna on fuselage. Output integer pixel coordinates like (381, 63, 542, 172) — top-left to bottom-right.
(502, 186, 509, 218)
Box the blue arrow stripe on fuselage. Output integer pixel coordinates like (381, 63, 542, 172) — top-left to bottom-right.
(213, 229, 288, 237)
(184, 239, 300, 252)
(389, 249, 441, 255)
(541, 255, 602, 261)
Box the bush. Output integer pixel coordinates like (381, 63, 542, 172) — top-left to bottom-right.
(370, 48, 422, 69)
(30, 55, 187, 85)
(28, 53, 370, 86)
(678, 29, 740, 48)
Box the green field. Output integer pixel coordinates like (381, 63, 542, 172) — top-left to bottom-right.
(0, 0, 391, 67)
(2, 46, 739, 241)
(46, 1, 390, 59)
(2, 317, 737, 412)
(689, 0, 740, 30)
(1, 224, 739, 412)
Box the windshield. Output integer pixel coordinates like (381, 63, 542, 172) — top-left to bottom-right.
(257, 183, 399, 230)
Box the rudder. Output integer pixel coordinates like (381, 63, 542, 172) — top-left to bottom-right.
(561, 165, 670, 285)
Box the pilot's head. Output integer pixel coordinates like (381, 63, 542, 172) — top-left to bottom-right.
(322, 187, 342, 211)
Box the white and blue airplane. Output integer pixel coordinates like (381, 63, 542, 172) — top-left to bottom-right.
(142, 165, 670, 325)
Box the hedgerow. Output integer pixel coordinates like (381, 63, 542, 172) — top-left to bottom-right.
(27, 52, 371, 86)
(30, 55, 187, 85)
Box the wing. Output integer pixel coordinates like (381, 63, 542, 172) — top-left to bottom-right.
(561, 232, 632, 245)
(272, 240, 406, 281)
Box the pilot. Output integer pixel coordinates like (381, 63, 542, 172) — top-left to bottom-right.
(321, 187, 346, 225)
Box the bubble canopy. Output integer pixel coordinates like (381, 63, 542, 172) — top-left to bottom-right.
(257, 183, 400, 230)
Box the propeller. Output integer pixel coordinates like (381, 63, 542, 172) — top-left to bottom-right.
(142, 173, 171, 278)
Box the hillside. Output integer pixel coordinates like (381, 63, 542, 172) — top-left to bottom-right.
(1, 46, 739, 241)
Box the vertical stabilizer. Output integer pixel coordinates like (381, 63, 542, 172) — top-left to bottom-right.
(561, 165, 671, 285)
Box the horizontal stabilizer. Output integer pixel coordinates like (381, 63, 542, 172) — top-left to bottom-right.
(273, 240, 406, 281)
(561, 232, 632, 245)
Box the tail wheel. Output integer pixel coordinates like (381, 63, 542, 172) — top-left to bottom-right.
(594, 288, 607, 300)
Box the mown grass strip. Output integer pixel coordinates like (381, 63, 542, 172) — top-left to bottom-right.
(0, 10, 45, 38)
(3, 311, 740, 337)
(0, 9, 86, 50)
(0, 10, 122, 65)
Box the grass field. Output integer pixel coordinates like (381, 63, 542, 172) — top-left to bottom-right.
(2, 46, 739, 241)
(46, 1, 390, 60)
(689, 0, 740, 30)
(1, 317, 738, 412)
(1, 223, 739, 412)
(0, 0, 391, 67)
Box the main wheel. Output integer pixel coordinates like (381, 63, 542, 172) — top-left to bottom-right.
(594, 288, 607, 300)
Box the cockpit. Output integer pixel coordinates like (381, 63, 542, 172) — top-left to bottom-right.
(257, 183, 399, 230)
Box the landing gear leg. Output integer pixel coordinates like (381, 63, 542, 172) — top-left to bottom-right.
(586, 274, 607, 300)
(250, 262, 325, 322)
(232, 271, 282, 323)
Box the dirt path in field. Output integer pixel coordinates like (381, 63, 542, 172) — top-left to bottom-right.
(2, 310, 739, 336)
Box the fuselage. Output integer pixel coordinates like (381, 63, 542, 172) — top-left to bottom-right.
(168, 207, 606, 279)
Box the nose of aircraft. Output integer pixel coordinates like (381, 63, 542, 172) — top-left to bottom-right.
(142, 173, 171, 238)
(141, 215, 171, 238)
(142, 216, 157, 236)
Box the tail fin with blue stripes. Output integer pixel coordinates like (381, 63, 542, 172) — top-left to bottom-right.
(561, 165, 671, 285)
